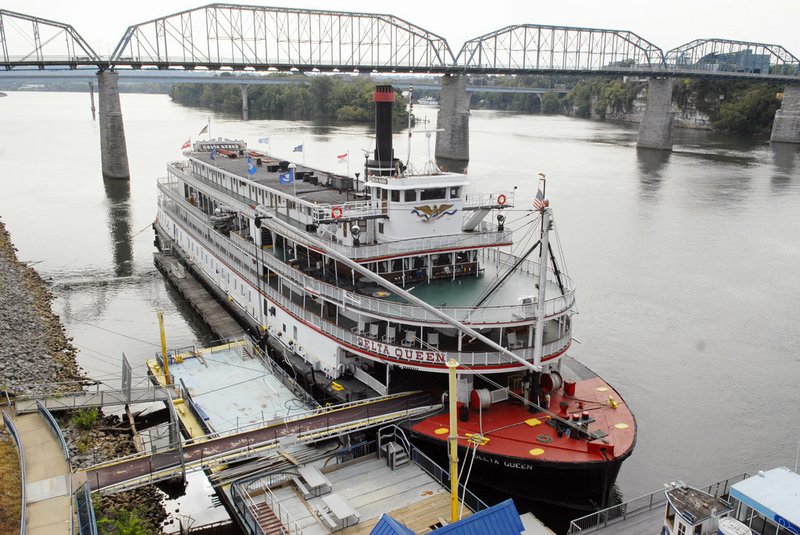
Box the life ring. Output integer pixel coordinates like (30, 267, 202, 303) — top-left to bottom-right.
(497, 194, 507, 205)
(331, 206, 343, 219)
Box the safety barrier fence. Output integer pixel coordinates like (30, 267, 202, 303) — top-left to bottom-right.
(3, 411, 26, 535)
(567, 472, 751, 534)
(74, 482, 98, 535)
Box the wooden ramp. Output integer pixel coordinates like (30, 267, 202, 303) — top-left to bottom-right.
(154, 251, 246, 340)
(342, 493, 472, 534)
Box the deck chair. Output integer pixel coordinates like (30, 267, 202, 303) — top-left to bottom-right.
(368, 323, 380, 339)
(507, 331, 524, 349)
(382, 325, 397, 344)
(427, 332, 439, 349)
(401, 330, 416, 347)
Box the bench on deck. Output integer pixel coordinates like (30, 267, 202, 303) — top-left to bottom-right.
(314, 506, 339, 530)
(297, 465, 332, 497)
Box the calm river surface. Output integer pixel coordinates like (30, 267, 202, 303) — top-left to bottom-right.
(1, 91, 799, 521)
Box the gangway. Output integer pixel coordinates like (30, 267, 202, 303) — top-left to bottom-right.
(15, 385, 175, 414)
(81, 391, 438, 495)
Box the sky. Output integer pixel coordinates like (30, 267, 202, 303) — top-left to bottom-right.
(6, 0, 800, 60)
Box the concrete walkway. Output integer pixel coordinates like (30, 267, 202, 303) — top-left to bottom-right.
(14, 412, 72, 535)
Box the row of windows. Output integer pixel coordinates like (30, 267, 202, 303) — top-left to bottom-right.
(388, 186, 460, 203)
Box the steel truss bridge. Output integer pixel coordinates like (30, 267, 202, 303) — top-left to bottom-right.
(1, 5, 799, 83)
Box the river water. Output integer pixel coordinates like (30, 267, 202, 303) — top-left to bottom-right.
(1, 91, 799, 523)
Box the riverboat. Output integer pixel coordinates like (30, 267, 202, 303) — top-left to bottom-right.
(417, 95, 439, 106)
(153, 83, 636, 511)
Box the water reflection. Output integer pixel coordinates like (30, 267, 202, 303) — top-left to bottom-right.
(636, 148, 670, 199)
(770, 142, 799, 193)
(103, 178, 133, 277)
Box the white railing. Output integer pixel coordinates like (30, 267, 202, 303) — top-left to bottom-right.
(353, 367, 388, 396)
(464, 191, 515, 208)
(166, 164, 256, 217)
(262, 212, 514, 261)
(243, 481, 303, 535)
(161, 182, 576, 325)
(312, 200, 384, 222)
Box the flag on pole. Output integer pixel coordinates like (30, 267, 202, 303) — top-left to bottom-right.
(210, 147, 217, 160)
(337, 151, 349, 162)
(293, 144, 304, 153)
(247, 157, 257, 175)
(198, 123, 209, 136)
(533, 188, 545, 210)
(258, 137, 270, 144)
(279, 169, 295, 184)
(181, 139, 191, 150)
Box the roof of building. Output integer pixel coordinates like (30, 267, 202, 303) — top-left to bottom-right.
(730, 467, 800, 527)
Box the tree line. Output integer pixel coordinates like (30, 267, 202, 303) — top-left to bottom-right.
(170, 76, 409, 125)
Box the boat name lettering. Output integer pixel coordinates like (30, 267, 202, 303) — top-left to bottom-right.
(370, 177, 388, 184)
(475, 454, 533, 470)
(355, 336, 446, 363)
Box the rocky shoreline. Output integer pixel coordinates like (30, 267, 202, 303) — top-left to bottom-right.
(0, 217, 167, 532)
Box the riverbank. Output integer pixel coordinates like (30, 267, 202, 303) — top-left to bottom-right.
(0, 217, 167, 533)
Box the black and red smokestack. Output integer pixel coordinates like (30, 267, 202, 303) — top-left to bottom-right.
(372, 84, 395, 176)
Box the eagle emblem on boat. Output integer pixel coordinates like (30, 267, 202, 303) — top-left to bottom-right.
(411, 204, 457, 223)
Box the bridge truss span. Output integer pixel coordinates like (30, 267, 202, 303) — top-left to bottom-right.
(0, 9, 101, 70)
(666, 38, 800, 77)
(110, 3, 456, 72)
(456, 24, 665, 74)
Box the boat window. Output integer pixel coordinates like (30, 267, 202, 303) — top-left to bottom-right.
(677, 523, 685, 535)
(378, 222, 384, 234)
(391, 190, 400, 202)
(404, 189, 417, 202)
(450, 186, 461, 198)
(420, 188, 446, 201)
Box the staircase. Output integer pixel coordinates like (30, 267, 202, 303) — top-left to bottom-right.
(253, 501, 288, 535)
(382, 441, 410, 470)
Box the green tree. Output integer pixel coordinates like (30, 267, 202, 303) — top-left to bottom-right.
(97, 509, 152, 535)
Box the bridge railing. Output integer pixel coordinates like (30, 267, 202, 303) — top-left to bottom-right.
(233, 477, 303, 535)
(3, 411, 26, 535)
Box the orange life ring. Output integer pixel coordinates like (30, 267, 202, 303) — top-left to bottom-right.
(331, 206, 343, 219)
(497, 194, 507, 205)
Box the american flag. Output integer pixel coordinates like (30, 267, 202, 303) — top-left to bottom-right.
(337, 151, 348, 162)
(533, 188, 546, 210)
(181, 139, 191, 150)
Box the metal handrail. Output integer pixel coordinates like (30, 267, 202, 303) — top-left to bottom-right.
(566, 472, 752, 534)
(3, 412, 26, 535)
(36, 402, 73, 534)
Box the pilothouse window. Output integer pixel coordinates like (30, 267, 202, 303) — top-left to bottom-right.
(420, 188, 446, 201)
(450, 186, 461, 198)
(391, 190, 400, 202)
(404, 190, 417, 202)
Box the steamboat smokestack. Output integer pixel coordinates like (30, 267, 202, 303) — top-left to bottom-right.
(372, 84, 395, 176)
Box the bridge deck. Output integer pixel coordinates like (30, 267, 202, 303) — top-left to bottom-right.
(13, 412, 73, 535)
(82, 391, 436, 493)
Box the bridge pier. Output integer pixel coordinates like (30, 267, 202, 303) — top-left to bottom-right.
(770, 86, 800, 144)
(241, 84, 249, 121)
(435, 74, 470, 162)
(97, 71, 130, 179)
(637, 78, 675, 151)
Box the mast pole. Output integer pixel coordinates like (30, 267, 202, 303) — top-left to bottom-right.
(447, 358, 460, 522)
(158, 311, 171, 385)
(532, 207, 551, 368)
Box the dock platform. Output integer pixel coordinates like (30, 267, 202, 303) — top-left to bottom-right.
(154, 251, 246, 340)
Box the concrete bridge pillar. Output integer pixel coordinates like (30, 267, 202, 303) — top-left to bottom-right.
(241, 84, 249, 121)
(97, 71, 130, 179)
(770, 86, 800, 144)
(435, 74, 470, 162)
(637, 78, 675, 151)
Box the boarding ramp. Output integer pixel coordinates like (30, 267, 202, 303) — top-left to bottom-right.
(14, 353, 175, 413)
(82, 391, 439, 495)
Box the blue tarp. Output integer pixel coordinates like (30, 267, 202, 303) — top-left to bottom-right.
(370, 499, 524, 535)
(371, 514, 416, 535)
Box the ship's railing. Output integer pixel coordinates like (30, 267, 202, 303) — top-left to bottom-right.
(166, 164, 257, 217)
(262, 210, 514, 261)
(566, 472, 751, 534)
(464, 191, 515, 209)
(160, 181, 576, 324)
(312, 200, 384, 222)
